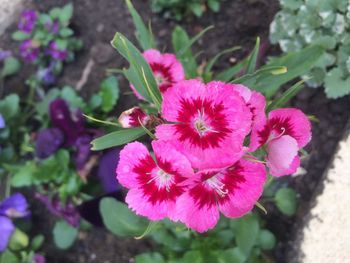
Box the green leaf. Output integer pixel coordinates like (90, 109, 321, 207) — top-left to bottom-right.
(324, 67, 350, 98)
(172, 26, 198, 78)
(204, 46, 241, 75)
(258, 229, 276, 250)
(189, 3, 203, 17)
(1, 57, 21, 78)
(177, 26, 213, 57)
(216, 58, 248, 81)
(10, 162, 36, 187)
(246, 37, 260, 74)
(11, 31, 30, 41)
(59, 28, 74, 37)
(99, 76, 119, 113)
(100, 197, 149, 237)
(91, 127, 145, 151)
(135, 252, 165, 263)
(9, 228, 29, 250)
(275, 188, 297, 216)
(235, 214, 260, 256)
(60, 86, 86, 110)
(53, 220, 78, 249)
(208, 0, 221, 12)
(0, 250, 19, 263)
(126, 0, 155, 50)
(251, 45, 324, 97)
(111, 33, 162, 108)
(217, 247, 246, 263)
(233, 66, 287, 84)
(31, 234, 45, 251)
(59, 3, 74, 24)
(0, 94, 19, 119)
(182, 251, 203, 263)
(266, 79, 305, 111)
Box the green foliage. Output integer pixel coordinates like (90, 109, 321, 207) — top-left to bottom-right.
(151, 0, 222, 20)
(135, 252, 165, 263)
(275, 188, 298, 216)
(1, 57, 21, 78)
(270, 0, 350, 98)
(53, 220, 78, 249)
(100, 197, 149, 237)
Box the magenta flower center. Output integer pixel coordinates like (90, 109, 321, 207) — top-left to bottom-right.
(205, 175, 228, 197)
(148, 168, 174, 192)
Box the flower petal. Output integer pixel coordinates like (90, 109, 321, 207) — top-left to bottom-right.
(0, 193, 29, 218)
(176, 191, 220, 233)
(267, 135, 299, 177)
(0, 216, 14, 252)
(219, 159, 266, 218)
(116, 142, 155, 189)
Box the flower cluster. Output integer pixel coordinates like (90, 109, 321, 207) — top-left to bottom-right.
(116, 50, 312, 232)
(14, 5, 82, 86)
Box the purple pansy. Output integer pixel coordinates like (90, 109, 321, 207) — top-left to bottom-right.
(18, 10, 38, 34)
(35, 193, 80, 227)
(20, 39, 39, 63)
(35, 128, 64, 159)
(33, 254, 46, 263)
(47, 41, 67, 61)
(49, 99, 85, 146)
(74, 135, 92, 171)
(98, 148, 121, 193)
(0, 193, 29, 252)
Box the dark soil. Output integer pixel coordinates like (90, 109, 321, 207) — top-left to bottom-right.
(1, 0, 350, 262)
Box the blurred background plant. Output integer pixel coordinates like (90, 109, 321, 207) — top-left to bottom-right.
(270, 0, 350, 98)
(12, 3, 82, 90)
(151, 0, 221, 20)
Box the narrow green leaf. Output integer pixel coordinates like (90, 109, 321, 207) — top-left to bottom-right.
(253, 45, 324, 97)
(232, 66, 286, 84)
(100, 197, 148, 237)
(172, 26, 198, 78)
(275, 188, 297, 216)
(111, 32, 162, 108)
(53, 220, 78, 249)
(267, 79, 305, 112)
(246, 37, 260, 74)
(205, 46, 241, 75)
(135, 221, 158, 240)
(91, 127, 145, 151)
(177, 26, 214, 57)
(126, 0, 155, 50)
(215, 58, 248, 82)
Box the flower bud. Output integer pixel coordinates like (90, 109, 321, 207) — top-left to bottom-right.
(118, 107, 149, 128)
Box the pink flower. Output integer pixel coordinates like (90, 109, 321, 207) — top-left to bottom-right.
(118, 107, 149, 128)
(156, 80, 252, 170)
(116, 141, 194, 221)
(175, 159, 266, 233)
(131, 49, 185, 100)
(250, 108, 311, 177)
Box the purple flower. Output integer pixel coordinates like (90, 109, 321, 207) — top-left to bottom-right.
(0, 114, 5, 129)
(98, 148, 121, 193)
(0, 193, 29, 252)
(74, 135, 92, 171)
(18, 10, 37, 34)
(37, 62, 56, 85)
(35, 193, 80, 227)
(49, 99, 85, 146)
(33, 254, 46, 263)
(35, 128, 64, 159)
(45, 20, 60, 34)
(47, 41, 67, 61)
(0, 50, 12, 61)
(20, 39, 39, 63)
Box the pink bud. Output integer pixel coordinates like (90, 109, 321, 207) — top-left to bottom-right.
(118, 107, 149, 128)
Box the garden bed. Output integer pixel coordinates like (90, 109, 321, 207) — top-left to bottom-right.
(1, 0, 350, 262)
